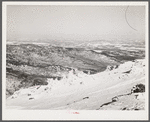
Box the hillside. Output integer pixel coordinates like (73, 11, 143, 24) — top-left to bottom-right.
(6, 43, 145, 98)
(6, 59, 145, 110)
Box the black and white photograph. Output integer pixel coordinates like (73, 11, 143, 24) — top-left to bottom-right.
(2, 2, 149, 120)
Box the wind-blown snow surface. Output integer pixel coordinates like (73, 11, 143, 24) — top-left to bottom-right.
(6, 59, 145, 110)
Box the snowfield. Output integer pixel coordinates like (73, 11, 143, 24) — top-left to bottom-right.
(6, 59, 145, 110)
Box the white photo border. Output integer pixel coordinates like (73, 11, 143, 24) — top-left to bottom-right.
(2, 1, 149, 120)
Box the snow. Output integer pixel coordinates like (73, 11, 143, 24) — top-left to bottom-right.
(6, 59, 145, 110)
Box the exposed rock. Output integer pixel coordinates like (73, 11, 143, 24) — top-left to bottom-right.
(131, 84, 145, 93)
(106, 65, 119, 71)
(98, 84, 145, 110)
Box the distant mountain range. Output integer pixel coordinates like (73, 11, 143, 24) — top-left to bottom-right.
(7, 39, 145, 49)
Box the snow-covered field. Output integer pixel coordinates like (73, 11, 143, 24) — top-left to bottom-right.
(6, 59, 145, 110)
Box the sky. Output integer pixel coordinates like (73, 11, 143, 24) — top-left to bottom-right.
(7, 5, 145, 42)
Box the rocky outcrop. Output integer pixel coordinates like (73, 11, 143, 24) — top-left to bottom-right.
(131, 84, 145, 93)
(106, 65, 119, 71)
(98, 84, 145, 110)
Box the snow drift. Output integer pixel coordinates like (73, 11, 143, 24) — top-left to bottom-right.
(6, 59, 145, 110)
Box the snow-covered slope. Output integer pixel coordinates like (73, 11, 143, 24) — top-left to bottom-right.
(6, 59, 145, 110)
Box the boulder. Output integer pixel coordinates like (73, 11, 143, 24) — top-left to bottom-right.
(131, 84, 145, 93)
